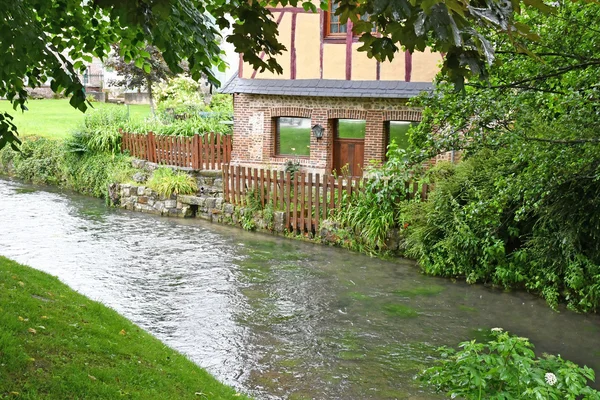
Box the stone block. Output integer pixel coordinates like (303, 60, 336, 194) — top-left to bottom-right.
(137, 186, 145, 196)
(199, 170, 221, 178)
(144, 187, 153, 196)
(213, 178, 223, 189)
(205, 198, 216, 209)
(154, 201, 164, 210)
(176, 201, 183, 209)
(215, 198, 223, 209)
(138, 196, 148, 205)
(178, 195, 204, 206)
(223, 203, 234, 214)
(144, 162, 159, 172)
(164, 200, 177, 208)
(133, 172, 147, 183)
(273, 211, 286, 232)
(385, 228, 403, 252)
(131, 159, 146, 169)
(148, 198, 156, 207)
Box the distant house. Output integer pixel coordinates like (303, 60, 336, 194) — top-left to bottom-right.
(221, 1, 442, 176)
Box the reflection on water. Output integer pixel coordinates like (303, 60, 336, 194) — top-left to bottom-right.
(1, 178, 599, 399)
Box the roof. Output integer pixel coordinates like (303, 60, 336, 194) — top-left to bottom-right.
(220, 75, 432, 99)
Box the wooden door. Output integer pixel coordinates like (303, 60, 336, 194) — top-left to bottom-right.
(333, 138, 364, 176)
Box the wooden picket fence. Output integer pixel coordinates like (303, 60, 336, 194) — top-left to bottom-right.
(222, 165, 430, 235)
(121, 131, 232, 170)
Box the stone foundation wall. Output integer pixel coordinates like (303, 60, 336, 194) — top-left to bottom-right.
(115, 182, 290, 233)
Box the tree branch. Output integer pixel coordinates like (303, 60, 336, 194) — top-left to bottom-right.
(484, 61, 600, 90)
(521, 136, 600, 145)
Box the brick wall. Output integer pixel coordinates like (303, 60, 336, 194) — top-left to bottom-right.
(231, 93, 424, 175)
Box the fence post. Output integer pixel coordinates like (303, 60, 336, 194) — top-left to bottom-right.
(307, 173, 313, 234)
(299, 172, 306, 234)
(315, 173, 320, 236)
(192, 134, 199, 169)
(279, 171, 285, 211)
(216, 134, 222, 168)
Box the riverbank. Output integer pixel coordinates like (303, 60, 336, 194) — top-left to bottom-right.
(0, 256, 249, 399)
(2, 132, 599, 314)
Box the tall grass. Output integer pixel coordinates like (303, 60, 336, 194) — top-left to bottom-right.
(146, 167, 198, 197)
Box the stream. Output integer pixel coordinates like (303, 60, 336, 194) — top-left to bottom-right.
(1, 178, 599, 399)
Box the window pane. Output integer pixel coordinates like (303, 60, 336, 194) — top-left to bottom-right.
(388, 121, 417, 150)
(338, 119, 366, 139)
(277, 117, 311, 156)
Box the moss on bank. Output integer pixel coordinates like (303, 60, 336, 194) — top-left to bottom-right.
(0, 256, 249, 399)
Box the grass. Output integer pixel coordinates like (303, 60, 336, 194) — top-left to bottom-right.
(277, 119, 367, 157)
(0, 256, 250, 399)
(0, 99, 151, 140)
(278, 125, 311, 157)
(147, 167, 198, 197)
(337, 119, 366, 139)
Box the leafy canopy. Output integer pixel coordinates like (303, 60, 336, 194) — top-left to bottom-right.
(1, 0, 560, 150)
(400, 1, 600, 312)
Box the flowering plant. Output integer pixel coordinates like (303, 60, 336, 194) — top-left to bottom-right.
(420, 329, 600, 399)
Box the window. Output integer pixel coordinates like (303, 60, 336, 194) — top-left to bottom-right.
(275, 117, 311, 157)
(326, 1, 347, 36)
(337, 119, 366, 139)
(386, 121, 418, 156)
(325, 1, 375, 39)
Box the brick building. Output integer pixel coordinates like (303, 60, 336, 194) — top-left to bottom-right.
(222, 1, 441, 176)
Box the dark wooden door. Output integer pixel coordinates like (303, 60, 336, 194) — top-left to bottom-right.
(333, 138, 364, 176)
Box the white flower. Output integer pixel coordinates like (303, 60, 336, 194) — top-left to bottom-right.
(491, 327, 504, 333)
(545, 372, 557, 386)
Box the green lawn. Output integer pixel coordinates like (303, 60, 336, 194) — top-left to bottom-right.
(0, 256, 250, 399)
(278, 125, 311, 156)
(337, 119, 366, 139)
(0, 99, 151, 140)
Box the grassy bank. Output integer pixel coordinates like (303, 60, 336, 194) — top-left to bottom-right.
(0, 100, 151, 140)
(0, 256, 248, 399)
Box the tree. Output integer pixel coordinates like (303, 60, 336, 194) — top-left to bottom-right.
(409, 1, 600, 159)
(400, 1, 600, 311)
(0, 0, 567, 150)
(105, 45, 174, 115)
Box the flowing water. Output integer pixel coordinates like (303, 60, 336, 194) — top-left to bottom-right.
(1, 178, 599, 399)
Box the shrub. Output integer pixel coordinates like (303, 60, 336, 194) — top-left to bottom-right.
(1, 138, 65, 185)
(121, 116, 232, 136)
(207, 93, 233, 114)
(0, 137, 136, 200)
(62, 152, 137, 198)
(146, 167, 198, 197)
(421, 328, 600, 399)
(330, 144, 428, 255)
(65, 107, 129, 154)
(403, 134, 600, 312)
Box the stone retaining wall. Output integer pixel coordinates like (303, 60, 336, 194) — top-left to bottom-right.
(115, 158, 403, 253)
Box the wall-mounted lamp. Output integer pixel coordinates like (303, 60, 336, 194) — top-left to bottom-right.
(312, 124, 324, 140)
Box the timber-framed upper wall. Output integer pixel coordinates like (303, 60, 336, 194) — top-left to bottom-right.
(239, 0, 442, 82)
